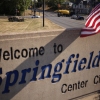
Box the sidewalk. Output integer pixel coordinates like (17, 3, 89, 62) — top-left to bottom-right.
(74, 92, 100, 100)
(79, 94, 100, 100)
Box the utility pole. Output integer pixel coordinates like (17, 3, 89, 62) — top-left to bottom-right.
(43, 0, 45, 27)
(23, 0, 25, 16)
(34, 0, 36, 16)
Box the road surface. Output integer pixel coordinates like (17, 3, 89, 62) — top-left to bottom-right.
(43, 11, 87, 29)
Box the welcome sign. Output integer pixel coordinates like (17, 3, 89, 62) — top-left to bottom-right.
(0, 29, 100, 100)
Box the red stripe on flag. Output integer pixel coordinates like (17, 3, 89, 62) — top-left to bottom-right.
(89, 16, 100, 28)
(81, 22, 100, 32)
(87, 3, 100, 19)
(80, 30, 100, 37)
(80, 3, 100, 37)
(85, 10, 100, 27)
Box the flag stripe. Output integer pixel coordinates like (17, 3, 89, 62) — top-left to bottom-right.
(81, 27, 100, 37)
(80, 3, 100, 37)
(81, 23, 100, 32)
(86, 16, 100, 29)
(85, 9, 100, 27)
(80, 30, 100, 37)
(87, 3, 100, 19)
(89, 16, 100, 28)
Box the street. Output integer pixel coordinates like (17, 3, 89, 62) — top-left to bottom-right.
(43, 11, 87, 29)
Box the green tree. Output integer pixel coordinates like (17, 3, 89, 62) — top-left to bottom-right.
(0, 0, 4, 15)
(0, 0, 31, 15)
(69, 0, 81, 4)
(47, 0, 65, 9)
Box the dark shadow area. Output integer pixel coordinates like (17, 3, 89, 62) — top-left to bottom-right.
(0, 29, 79, 99)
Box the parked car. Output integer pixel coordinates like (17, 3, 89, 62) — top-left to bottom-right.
(76, 16, 84, 20)
(31, 15, 40, 18)
(71, 15, 77, 19)
(71, 15, 84, 20)
(8, 16, 24, 22)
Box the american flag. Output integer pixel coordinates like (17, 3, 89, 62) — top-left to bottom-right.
(80, 3, 100, 37)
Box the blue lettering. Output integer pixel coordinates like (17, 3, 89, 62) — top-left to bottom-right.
(2, 70, 19, 94)
(92, 51, 100, 68)
(19, 68, 31, 84)
(72, 54, 79, 72)
(39, 64, 52, 79)
(30, 60, 39, 81)
(51, 59, 64, 83)
(1, 51, 100, 94)
(78, 58, 87, 71)
(64, 54, 75, 74)
(86, 51, 94, 69)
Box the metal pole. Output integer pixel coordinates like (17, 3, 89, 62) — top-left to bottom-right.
(34, 0, 36, 16)
(23, 0, 25, 16)
(43, 0, 44, 27)
(24, 0, 25, 16)
(16, 9, 17, 16)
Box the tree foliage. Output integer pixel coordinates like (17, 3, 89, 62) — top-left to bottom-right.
(69, 0, 81, 5)
(46, 0, 65, 9)
(0, 0, 31, 15)
(38, 0, 65, 8)
(0, 0, 99, 15)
